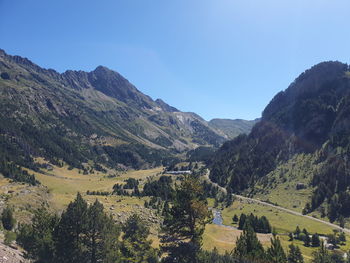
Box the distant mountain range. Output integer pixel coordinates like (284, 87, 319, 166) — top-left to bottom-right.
(209, 118, 259, 139)
(210, 61, 350, 222)
(0, 49, 254, 170)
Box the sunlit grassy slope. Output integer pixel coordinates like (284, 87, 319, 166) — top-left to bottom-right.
(221, 199, 350, 261)
(8, 161, 349, 259)
(23, 163, 165, 247)
(251, 153, 320, 213)
(203, 224, 272, 254)
(30, 163, 162, 208)
(222, 199, 336, 235)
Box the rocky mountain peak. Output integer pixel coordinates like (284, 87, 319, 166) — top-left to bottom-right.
(155, 98, 179, 112)
(262, 61, 349, 124)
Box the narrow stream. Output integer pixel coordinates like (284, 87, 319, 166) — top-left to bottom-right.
(212, 209, 223, 225)
(211, 208, 237, 229)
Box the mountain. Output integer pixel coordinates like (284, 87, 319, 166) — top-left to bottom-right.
(208, 118, 258, 139)
(0, 49, 250, 174)
(210, 61, 350, 222)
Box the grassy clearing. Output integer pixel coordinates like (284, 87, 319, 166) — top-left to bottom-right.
(0, 177, 52, 223)
(252, 154, 319, 213)
(203, 224, 272, 254)
(26, 164, 165, 247)
(278, 235, 315, 262)
(279, 232, 350, 262)
(222, 200, 338, 235)
(29, 165, 163, 208)
(221, 199, 350, 261)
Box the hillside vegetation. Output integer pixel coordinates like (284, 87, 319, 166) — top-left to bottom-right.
(210, 61, 350, 223)
(0, 49, 254, 182)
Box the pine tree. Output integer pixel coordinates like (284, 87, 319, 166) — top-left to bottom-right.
(339, 232, 346, 244)
(1, 206, 15, 231)
(225, 189, 233, 207)
(85, 199, 121, 263)
(161, 175, 212, 263)
(238, 213, 247, 230)
(133, 185, 140, 196)
(162, 201, 170, 217)
(233, 225, 265, 260)
(288, 244, 304, 263)
(311, 234, 321, 247)
(303, 229, 311, 247)
(289, 233, 294, 241)
(18, 194, 121, 263)
(259, 216, 272, 233)
(312, 241, 331, 263)
(267, 236, 287, 263)
(86, 200, 104, 263)
(339, 216, 345, 228)
(102, 218, 121, 263)
(121, 214, 158, 262)
(16, 207, 59, 263)
(232, 214, 239, 223)
(294, 226, 301, 239)
(330, 253, 345, 263)
(328, 195, 340, 223)
(54, 193, 89, 263)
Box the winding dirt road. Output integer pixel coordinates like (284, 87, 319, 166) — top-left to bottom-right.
(203, 169, 350, 235)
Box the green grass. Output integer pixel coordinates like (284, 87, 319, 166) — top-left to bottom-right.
(202, 222, 330, 262)
(279, 235, 316, 262)
(26, 164, 164, 246)
(0, 177, 52, 223)
(203, 224, 272, 254)
(207, 198, 215, 207)
(4, 231, 17, 246)
(6, 161, 350, 259)
(29, 164, 163, 208)
(222, 200, 337, 235)
(251, 154, 319, 213)
(222, 200, 350, 261)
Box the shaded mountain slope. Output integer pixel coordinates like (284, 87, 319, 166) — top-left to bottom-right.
(210, 61, 350, 222)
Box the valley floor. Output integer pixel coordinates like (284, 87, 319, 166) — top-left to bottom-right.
(220, 199, 350, 261)
(0, 163, 349, 262)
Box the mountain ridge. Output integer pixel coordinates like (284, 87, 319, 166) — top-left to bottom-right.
(0, 48, 253, 173)
(210, 60, 350, 222)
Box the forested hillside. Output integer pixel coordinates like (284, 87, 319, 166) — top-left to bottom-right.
(0, 49, 253, 181)
(210, 61, 350, 222)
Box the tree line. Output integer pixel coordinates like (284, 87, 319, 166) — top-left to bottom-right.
(16, 193, 158, 263)
(235, 213, 272, 234)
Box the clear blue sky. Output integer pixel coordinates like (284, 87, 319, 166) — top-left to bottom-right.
(1, 0, 349, 120)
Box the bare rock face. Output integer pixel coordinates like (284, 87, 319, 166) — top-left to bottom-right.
(0, 242, 29, 263)
(155, 99, 179, 112)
